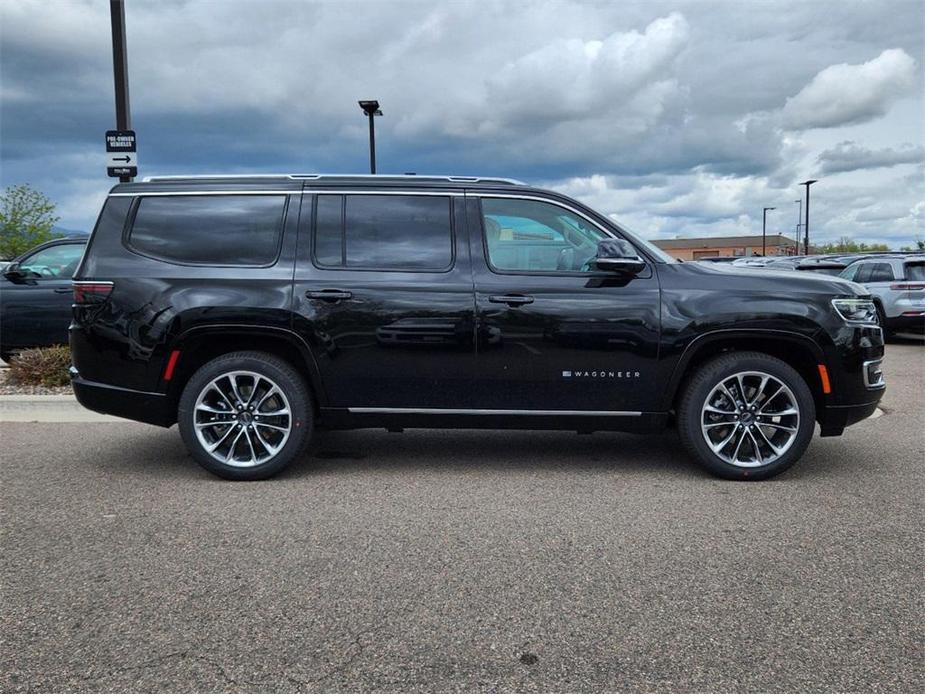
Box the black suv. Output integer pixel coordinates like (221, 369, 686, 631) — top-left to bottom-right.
(70, 174, 885, 481)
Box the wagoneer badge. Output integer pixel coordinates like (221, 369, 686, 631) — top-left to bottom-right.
(562, 370, 641, 379)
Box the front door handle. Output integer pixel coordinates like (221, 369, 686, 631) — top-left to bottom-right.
(306, 289, 353, 302)
(54, 287, 72, 294)
(489, 294, 534, 306)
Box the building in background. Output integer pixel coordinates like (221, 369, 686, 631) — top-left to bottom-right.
(653, 234, 798, 260)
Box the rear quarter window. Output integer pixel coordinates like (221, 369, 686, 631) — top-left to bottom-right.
(127, 194, 287, 266)
(904, 262, 925, 281)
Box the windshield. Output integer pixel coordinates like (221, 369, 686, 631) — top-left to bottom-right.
(608, 217, 678, 263)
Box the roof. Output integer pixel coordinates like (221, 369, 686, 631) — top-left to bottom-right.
(653, 234, 798, 250)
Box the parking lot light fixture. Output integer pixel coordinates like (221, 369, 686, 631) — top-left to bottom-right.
(762, 207, 776, 256)
(358, 100, 383, 174)
(799, 180, 818, 254)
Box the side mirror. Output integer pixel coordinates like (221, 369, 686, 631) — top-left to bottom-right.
(3, 263, 26, 282)
(592, 239, 646, 275)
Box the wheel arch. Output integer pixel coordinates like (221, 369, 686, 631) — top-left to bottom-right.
(164, 325, 326, 414)
(665, 330, 828, 418)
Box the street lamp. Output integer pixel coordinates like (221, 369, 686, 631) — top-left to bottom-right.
(793, 199, 803, 254)
(799, 180, 818, 255)
(358, 100, 382, 174)
(762, 206, 776, 256)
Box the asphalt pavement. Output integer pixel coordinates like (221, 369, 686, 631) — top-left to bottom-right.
(2, 341, 923, 692)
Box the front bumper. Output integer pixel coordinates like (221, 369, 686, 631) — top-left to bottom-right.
(70, 367, 174, 427)
(818, 398, 882, 437)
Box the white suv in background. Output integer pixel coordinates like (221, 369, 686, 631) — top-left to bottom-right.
(839, 255, 925, 335)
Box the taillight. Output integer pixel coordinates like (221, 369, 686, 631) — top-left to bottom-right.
(73, 281, 114, 304)
(890, 282, 925, 290)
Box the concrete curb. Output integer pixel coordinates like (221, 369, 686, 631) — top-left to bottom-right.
(0, 394, 124, 423)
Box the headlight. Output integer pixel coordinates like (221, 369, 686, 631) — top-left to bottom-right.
(832, 298, 879, 324)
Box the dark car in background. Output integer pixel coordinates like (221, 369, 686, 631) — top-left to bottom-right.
(0, 238, 86, 361)
(69, 174, 885, 482)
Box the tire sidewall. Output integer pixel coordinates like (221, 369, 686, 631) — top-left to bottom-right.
(680, 353, 816, 481)
(178, 353, 312, 480)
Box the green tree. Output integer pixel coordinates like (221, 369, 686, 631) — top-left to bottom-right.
(815, 237, 890, 254)
(0, 184, 61, 259)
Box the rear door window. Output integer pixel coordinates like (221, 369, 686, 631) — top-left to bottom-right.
(853, 264, 874, 283)
(128, 195, 287, 266)
(313, 194, 453, 271)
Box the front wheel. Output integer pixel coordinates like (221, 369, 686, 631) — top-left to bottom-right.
(178, 351, 313, 480)
(677, 352, 816, 480)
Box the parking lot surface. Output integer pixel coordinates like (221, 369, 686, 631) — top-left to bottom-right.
(2, 341, 923, 692)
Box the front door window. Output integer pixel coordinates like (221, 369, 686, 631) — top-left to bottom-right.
(481, 198, 607, 273)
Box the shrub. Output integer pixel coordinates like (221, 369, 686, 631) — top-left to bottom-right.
(7, 345, 71, 387)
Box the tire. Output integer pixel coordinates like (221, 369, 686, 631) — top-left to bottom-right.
(874, 302, 894, 339)
(677, 351, 816, 481)
(178, 351, 313, 480)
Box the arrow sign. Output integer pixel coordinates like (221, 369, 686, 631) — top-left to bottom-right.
(106, 151, 137, 168)
(105, 129, 137, 178)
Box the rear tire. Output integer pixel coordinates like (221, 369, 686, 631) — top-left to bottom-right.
(677, 351, 816, 480)
(178, 351, 313, 480)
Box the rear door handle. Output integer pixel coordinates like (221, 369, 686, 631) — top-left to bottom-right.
(54, 287, 72, 294)
(489, 294, 534, 306)
(306, 289, 353, 302)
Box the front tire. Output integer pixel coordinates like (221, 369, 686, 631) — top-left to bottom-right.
(677, 352, 816, 480)
(178, 351, 313, 480)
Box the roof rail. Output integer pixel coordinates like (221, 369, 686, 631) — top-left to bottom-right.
(141, 173, 527, 185)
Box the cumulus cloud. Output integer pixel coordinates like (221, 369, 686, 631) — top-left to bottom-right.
(0, 0, 922, 248)
(817, 141, 925, 174)
(782, 48, 918, 130)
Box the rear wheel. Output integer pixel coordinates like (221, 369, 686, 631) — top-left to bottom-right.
(178, 351, 313, 480)
(677, 352, 816, 480)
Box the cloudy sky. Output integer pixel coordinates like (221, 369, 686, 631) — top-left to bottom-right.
(2, 0, 923, 247)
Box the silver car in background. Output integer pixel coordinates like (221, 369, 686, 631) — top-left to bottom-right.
(839, 255, 925, 335)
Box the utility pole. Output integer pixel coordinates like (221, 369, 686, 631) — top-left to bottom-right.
(799, 180, 818, 255)
(794, 199, 803, 254)
(110, 0, 132, 183)
(358, 100, 382, 174)
(762, 207, 775, 256)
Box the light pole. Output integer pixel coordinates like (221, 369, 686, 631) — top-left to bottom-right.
(358, 100, 382, 174)
(794, 199, 803, 254)
(762, 207, 776, 256)
(110, 0, 132, 182)
(799, 180, 818, 255)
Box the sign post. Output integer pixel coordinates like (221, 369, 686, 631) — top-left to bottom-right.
(109, 0, 133, 182)
(106, 130, 137, 179)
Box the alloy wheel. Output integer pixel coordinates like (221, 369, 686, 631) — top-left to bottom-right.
(700, 370, 800, 468)
(193, 370, 292, 468)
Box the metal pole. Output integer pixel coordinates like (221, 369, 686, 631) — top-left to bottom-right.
(368, 112, 376, 174)
(109, 0, 132, 182)
(795, 199, 803, 254)
(762, 210, 767, 256)
(762, 207, 775, 256)
(804, 185, 810, 254)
